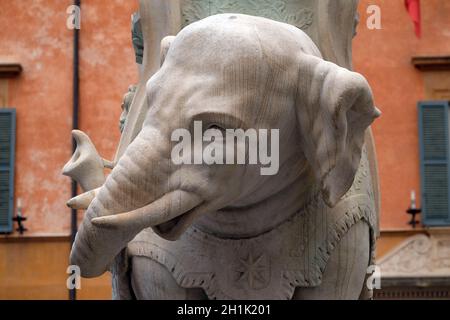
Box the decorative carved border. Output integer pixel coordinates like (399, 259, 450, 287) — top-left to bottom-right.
(181, 0, 314, 30)
(374, 286, 450, 300)
(378, 233, 450, 278)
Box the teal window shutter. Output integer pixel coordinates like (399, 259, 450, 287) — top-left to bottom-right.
(418, 101, 450, 226)
(0, 109, 15, 233)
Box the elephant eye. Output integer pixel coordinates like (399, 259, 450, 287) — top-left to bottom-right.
(208, 123, 225, 130)
(206, 123, 226, 132)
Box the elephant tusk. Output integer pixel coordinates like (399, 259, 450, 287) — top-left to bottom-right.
(91, 190, 202, 231)
(66, 188, 100, 210)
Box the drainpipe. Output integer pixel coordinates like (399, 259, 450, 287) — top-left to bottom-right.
(70, 0, 81, 301)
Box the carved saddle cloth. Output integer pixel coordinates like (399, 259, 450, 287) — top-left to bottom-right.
(121, 150, 378, 300)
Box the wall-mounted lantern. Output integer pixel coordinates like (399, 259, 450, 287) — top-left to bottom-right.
(406, 190, 421, 229)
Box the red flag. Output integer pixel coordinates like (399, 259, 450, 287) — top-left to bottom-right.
(405, 0, 421, 38)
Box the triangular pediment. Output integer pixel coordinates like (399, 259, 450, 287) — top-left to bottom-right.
(378, 232, 450, 278)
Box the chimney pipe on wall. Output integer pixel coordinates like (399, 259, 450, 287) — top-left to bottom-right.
(70, 0, 81, 301)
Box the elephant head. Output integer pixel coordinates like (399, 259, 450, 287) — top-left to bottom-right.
(70, 14, 380, 277)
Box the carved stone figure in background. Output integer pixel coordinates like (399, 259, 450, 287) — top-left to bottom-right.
(131, 12, 144, 66)
(119, 85, 137, 133)
(65, 13, 380, 299)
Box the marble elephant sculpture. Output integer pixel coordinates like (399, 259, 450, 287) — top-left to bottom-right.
(69, 14, 380, 300)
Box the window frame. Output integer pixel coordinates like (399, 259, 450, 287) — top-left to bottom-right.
(418, 101, 450, 227)
(0, 108, 16, 233)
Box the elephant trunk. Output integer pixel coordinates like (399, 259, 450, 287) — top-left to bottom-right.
(70, 130, 201, 277)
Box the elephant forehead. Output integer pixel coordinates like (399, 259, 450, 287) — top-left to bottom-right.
(166, 14, 317, 74)
(154, 65, 296, 127)
(148, 14, 318, 125)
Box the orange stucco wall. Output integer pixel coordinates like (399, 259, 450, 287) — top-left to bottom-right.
(354, 0, 450, 229)
(0, 237, 112, 299)
(0, 0, 137, 299)
(0, 0, 138, 235)
(1, 0, 73, 234)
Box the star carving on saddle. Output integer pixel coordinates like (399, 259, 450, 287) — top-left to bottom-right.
(234, 251, 271, 290)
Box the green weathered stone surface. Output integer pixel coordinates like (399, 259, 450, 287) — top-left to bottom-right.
(181, 0, 314, 30)
(131, 12, 144, 64)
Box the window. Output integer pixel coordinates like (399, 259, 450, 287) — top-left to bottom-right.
(0, 108, 15, 233)
(418, 101, 450, 226)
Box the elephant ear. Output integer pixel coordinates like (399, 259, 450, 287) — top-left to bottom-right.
(296, 56, 381, 208)
(160, 35, 176, 66)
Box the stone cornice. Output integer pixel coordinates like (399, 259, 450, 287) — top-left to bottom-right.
(0, 62, 22, 78)
(412, 56, 450, 71)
